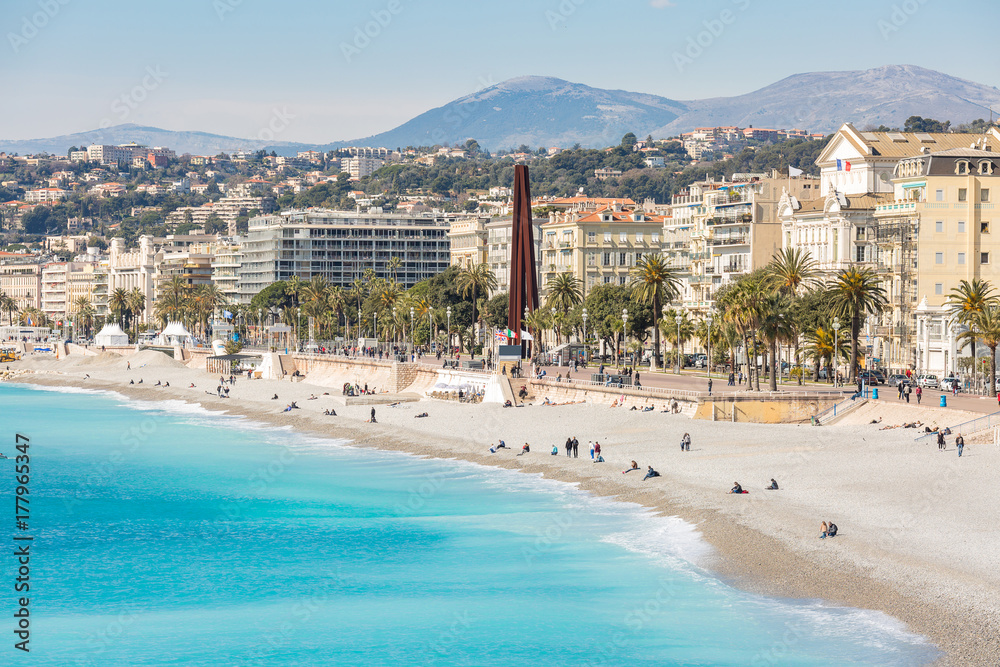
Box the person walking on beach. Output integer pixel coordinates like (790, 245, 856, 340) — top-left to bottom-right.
(565, 437, 572, 457)
(594, 441, 601, 460)
(370, 407, 377, 424)
(572, 437, 579, 458)
(682, 433, 691, 451)
(589, 441, 595, 460)
(127, 361, 131, 371)
(956, 434, 964, 457)
(915, 385, 922, 405)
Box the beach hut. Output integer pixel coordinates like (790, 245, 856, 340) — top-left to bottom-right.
(160, 321, 195, 347)
(94, 323, 129, 347)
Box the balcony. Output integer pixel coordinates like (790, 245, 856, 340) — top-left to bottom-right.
(708, 235, 749, 246)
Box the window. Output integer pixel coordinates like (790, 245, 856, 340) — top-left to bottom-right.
(604, 232, 612, 243)
(982, 189, 991, 202)
(587, 232, 596, 243)
(602, 252, 611, 266)
(957, 161, 969, 175)
(958, 252, 966, 265)
(619, 232, 627, 243)
(935, 283, 943, 295)
(982, 252, 990, 265)
(618, 276, 627, 285)
(856, 246, 866, 262)
(619, 252, 627, 266)
(635, 232, 643, 243)
(935, 252, 944, 265)
(651, 233, 660, 244)
(832, 230, 839, 261)
(935, 221, 943, 233)
(936, 189, 944, 201)
(982, 222, 990, 234)
(856, 227, 866, 240)
(958, 188, 967, 202)
(958, 221, 966, 233)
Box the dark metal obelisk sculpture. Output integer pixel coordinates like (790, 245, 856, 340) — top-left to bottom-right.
(508, 165, 539, 357)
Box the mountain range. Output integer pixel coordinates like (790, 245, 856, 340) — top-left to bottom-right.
(4, 65, 999, 155)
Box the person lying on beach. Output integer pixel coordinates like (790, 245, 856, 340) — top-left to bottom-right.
(271, 394, 279, 400)
(642, 466, 660, 481)
(503, 400, 513, 408)
(415, 413, 429, 418)
(189, 383, 195, 388)
(542, 397, 552, 405)
(730, 482, 744, 494)
(629, 406, 638, 411)
(164, 382, 170, 387)
(623, 461, 639, 473)
(289, 402, 299, 409)
(517, 443, 530, 456)
(155, 381, 162, 386)
(766, 478, 779, 490)
(642, 406, 653, 412)
(869, 417, 882, 424)
(137, 379, 143, 384)
(129, 379, 134, 385)
(283, 405, 294, 412)
(84, 374, 90, 379)
(307, 394, 318, 400)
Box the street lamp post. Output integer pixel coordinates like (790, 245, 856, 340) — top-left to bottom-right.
(621, 308, 628, 366)
(428, 307, 433, 351)
(581, 307, 588, 365)
(409, 306, 415, 354)
(550, 307, 557, 355)
(392, 307, 397, 351)
(832, 317, 841, 388)
(446, 306, 452, 357)
(706, 313, 713, 379)
(296, 307, 301, 352)
(675, 314, 683, 375)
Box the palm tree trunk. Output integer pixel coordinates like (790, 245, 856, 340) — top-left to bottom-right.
(753, 333, 761, 391)
(653, 293, 661, 364)
(991, 345, 997, 398)
(850, 315, 860, 381)
(769, 339, 778, 391)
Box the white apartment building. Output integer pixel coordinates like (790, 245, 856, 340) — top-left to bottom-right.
(341, 157, 384, 179)
(238, 209, 457, 303)
(25, 188, 68, 203)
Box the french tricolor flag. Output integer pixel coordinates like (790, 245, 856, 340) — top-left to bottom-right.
(836, 159, 852, 172)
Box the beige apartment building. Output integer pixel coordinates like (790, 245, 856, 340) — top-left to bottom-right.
(539, 203, 667, 299)
(670, 172, 819, 313)
(485, 217, 543, 297)
(447, 217, 489, 270)
(40, 259, 103, 324)
(876, 143, 1000, 375)
(0, 257, 43, 313)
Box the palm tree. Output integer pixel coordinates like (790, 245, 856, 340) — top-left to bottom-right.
(717, 272, 768, 390)
(160, 277, 188, 324)
(456, 263, 498, 338)
(957, 303, 1000, 397)
(757, 294, 793, 390)
(545, 272, 582, 313)
(387, 256, 403, 283)
(766, 248, 818, 295)
(659, 308, 695, 370)
(109, 288, 129, 328)
(804, 326, 841, 383)
(0, 292, 18, 326)
(127, 288, 146, 340)
(190, 284, 226, 338)
(826, 268, 888, 382)
(73, 296, 95, 338)
(629, 254, 681, 365)
(947, 279, 996, 321)
(284, 276, 304, 309)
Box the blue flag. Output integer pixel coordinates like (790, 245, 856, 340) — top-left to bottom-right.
(223, 310, 233, 319)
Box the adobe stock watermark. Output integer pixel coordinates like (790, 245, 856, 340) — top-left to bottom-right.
(340, 0, 407, 63)
(876, 0, 930, 40)
(7, 0, 71, 54)
(253, 106, 296, 143)
(213, 0, 243, 21)
(672, 0, 752, 73)
(545, 0, 586, 31)
(93, 66, 168, 140)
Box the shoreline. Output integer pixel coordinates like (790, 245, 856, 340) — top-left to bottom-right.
(8, 359, 1000, 666)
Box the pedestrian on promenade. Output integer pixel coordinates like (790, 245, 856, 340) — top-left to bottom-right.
(956, 434, 965, 457)
(707, 378, 713, 396)
(916, 385, 922, 404)
(904, 384, 911, 403)
(728, 372, 735, 386)
(898, 382, 904, 399)
(937, 430, 946, 452)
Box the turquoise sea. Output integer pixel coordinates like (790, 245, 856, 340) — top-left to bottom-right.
(0, 384, 938, 666)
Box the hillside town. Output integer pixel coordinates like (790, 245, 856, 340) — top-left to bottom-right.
(1, 121, 999, 382)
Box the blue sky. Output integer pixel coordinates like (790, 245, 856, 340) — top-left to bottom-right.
(0, 0, 995, 142)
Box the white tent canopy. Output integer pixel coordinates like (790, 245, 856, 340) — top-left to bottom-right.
(160, 321, 194, 346)
(95, 323, 129, 347)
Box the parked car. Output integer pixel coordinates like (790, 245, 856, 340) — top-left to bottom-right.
(858, 371, 882, 385)
(941, 376, 960, 391)
(887, 374, 909, 387)
(871, 370, 886, 384)
(917, 374, 940, 389)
